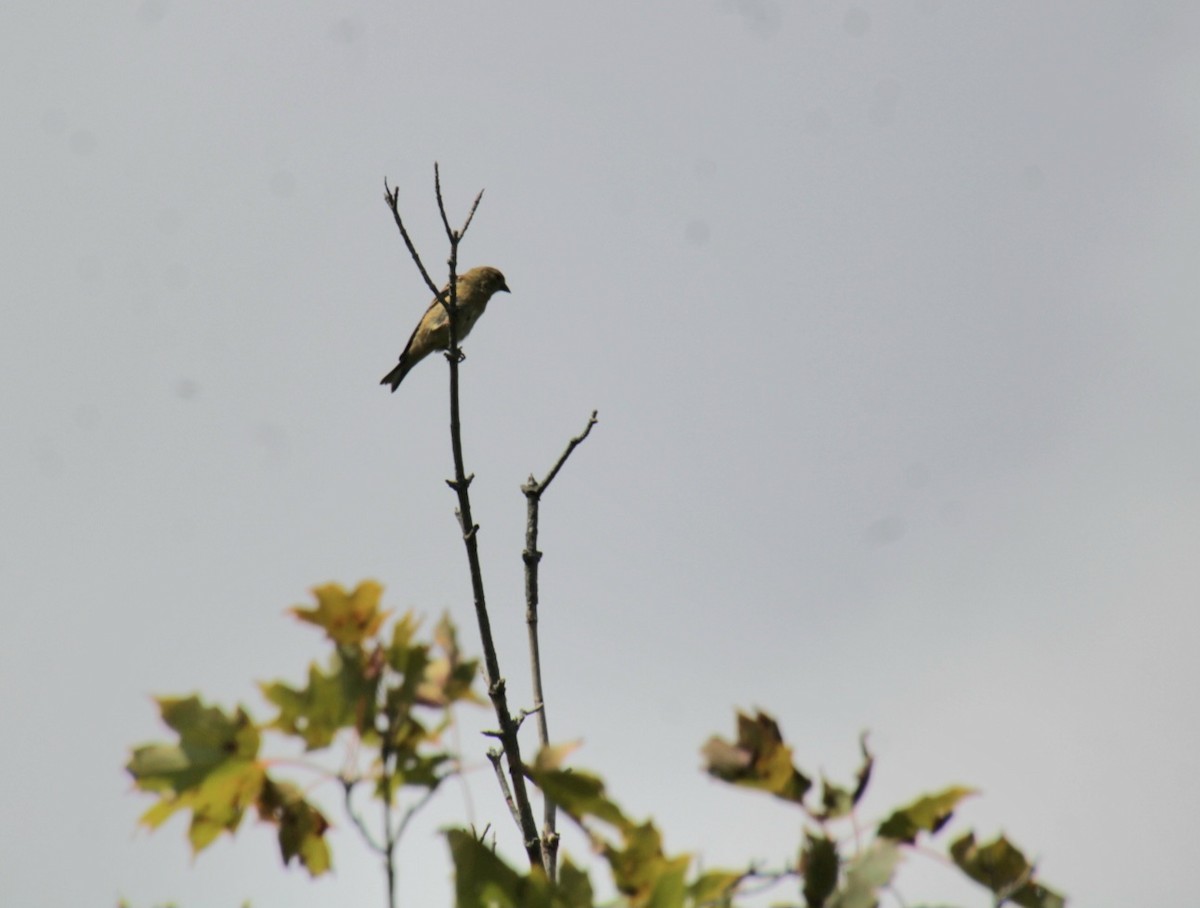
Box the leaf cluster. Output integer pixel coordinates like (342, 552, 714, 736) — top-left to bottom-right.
(446, 709, 1064, 908)
(126, 581, 480, 877)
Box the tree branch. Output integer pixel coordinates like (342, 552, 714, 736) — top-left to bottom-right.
(486, 747, 525, 838)
(521, 410, 599, 880)
(530, 411, 599, 497)
(382, 178, 444, 303)
(341, 777, 386, 855)
(383, 165, 544, 871)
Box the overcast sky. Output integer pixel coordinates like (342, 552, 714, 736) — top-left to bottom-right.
(3, 2, 1199, 906)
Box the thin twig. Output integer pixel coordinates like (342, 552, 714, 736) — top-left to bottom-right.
(341, 777, 386, 854)
(434, 163, 454, 241)
(533, 411, 599, 496)
(486, 747, 524, 836)
(514, 704, 544, 730)
(434, 163, 486, 243)
(393, 784, 440, 844)
(520, 410, 600, 881)
(460, 189, 485, 238)
(381, 737, 398, 908)
(724, 865, 801, 900)
(382, 179, 443, 303)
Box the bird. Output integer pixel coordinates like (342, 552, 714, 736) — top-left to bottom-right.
(380, 265, 511, 391)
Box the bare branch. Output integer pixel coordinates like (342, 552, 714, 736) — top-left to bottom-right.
(433, 163, 486, 243)
(341, 777, 386, 855)
(486, 747, 524, 838)
(393, 784, 440, 846)
(520, 409, 600, 882)
(382, 178, 444, 303)
(527, 411, 600, 498)
(460, 189, 486, 238)
(434, 162, 454, 242)
(380, 729, 399, 908)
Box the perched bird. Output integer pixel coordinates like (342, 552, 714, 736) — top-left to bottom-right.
(380, 265, 511, 391)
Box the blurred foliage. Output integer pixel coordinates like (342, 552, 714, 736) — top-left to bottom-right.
(117, 903, 250, 908)
(447, 709, 1064, 908)
(127, 581, 480, 877)
(129, 596, 1064, 907)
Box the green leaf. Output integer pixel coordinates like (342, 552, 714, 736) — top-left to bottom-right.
(800, 831, 839, 908)
(290, 581, 389, 646)
(385, 611, 424, 672)
(384, 633, 431, 717)
(532, 768, 632, 831)
(530, 765, 690, 908)
(701, 710, 812, 805)
(376, 740, 451, 795)
(127, 696, 260, 792)
(643, 856, 688, 908)
(604, 823, 689, 906)
(877, 787, 977, 843)
(260, 651, 379, 750)
(828, 840, 902, 908)
(534, 741, 584, 773)
(185, 760, 265, 851)
(257, 779, 331, 877)
(556, 858, 595, 908)
(126, 696, 264, 854)
(950, 832, 1065, 908)
(689, 869, 740, 908)
(132, 755, 265, 853)
(447, 829, 552, 908)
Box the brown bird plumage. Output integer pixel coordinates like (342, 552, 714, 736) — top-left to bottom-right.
(380, 266, 511, 391)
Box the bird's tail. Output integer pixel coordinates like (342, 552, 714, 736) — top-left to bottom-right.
(380, 359, 411, 392)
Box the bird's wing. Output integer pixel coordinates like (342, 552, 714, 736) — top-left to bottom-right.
(396, 285, 451, 360)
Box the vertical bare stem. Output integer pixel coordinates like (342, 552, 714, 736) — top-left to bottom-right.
(380, 731, 398, 908)
(521, 410, 599, 880)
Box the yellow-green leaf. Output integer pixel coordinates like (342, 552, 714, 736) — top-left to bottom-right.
(127, 697, 260, 797)
(950, 832, 1065, 908)
(257, 778, 332, 877)
(132, 745, 265, 857)
(290, 581, 389, 646)
(447, 829, 552, 908)
(643, 856, 687, 908)
(532, 768, 631, 831)
(690, 869, 741, 907)
(534, 741, 584, 773)
(877, 786, 977, 843)
(260, 652, 378, 750)
(701, 710, 812, 805)
(556, 857, 595, 908)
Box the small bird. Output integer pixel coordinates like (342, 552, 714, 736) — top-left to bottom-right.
(380, 265, 511, 391)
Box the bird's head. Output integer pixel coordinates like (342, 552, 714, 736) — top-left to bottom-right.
(463, 265, 511, 298)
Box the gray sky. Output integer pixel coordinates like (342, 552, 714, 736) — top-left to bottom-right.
(3, 2, 1198, 905)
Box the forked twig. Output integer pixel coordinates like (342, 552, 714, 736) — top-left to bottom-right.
(521, 410, 600, 880)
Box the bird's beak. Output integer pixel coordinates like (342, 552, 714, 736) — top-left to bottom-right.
(499, 281, 511, 294)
